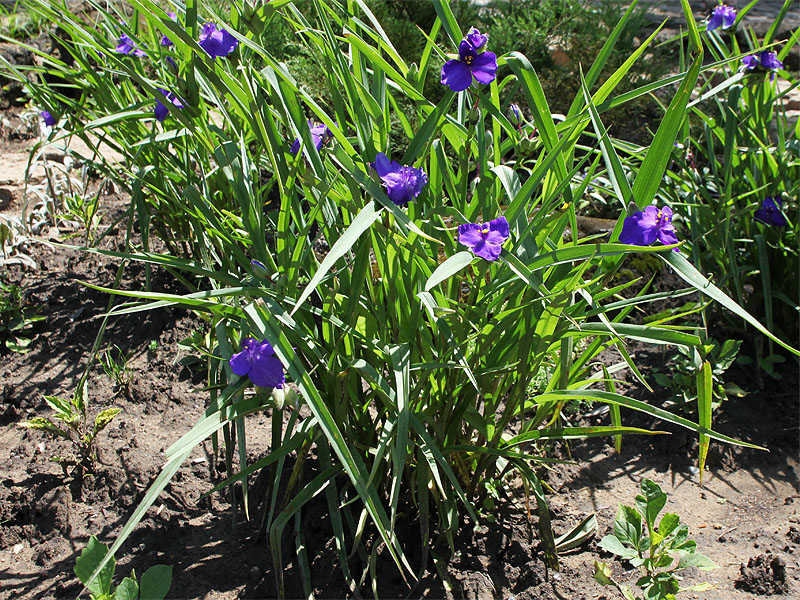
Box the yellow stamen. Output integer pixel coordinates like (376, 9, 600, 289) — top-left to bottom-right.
(481, 227, 489, 234)
(465, 55, 473, 65)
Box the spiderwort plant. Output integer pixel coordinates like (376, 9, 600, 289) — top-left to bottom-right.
(23, 1, 799, 597)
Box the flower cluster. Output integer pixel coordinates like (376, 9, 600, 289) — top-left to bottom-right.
(707, 4, 736, 32)
(230, 337, 285, 388)
(742, 50, 783, 76)
(458, 216, 510, 261)
(619, 205, 679, 248)
(441, 27, 497, 92)
(112, 15, 239, 122)
(371, 152, 428, 206)
(754, 197, 788, 227)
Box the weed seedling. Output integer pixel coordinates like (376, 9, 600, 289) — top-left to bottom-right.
(595, 478, 716, 599)
(99, 345, 133, 397)
(20, 382, 121, 481)
(75, 535, 172, 600)
(0, 282, 44, 353)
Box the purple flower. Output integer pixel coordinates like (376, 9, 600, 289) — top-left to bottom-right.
(441, 40, 497, 92)
(458, 216, 510, 261)
(754, 197, 788, 227)
(230, 337, 285, 388)
(619, 205, 679, 248)
(161, 12, 177, 47)
(290, 121, 335, 154)
(371, 152, 428, 206)
(759, 51, 783, 70)
(114, 33, 146, 57)
(40, 110, 56, 127)
(154, 88, 184, 122)
(198, 22, 238, 59)
(465, 27, 487, 51)
(707, 4, 736, 32)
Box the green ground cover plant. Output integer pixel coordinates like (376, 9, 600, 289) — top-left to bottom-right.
(1, 0, 797, 596)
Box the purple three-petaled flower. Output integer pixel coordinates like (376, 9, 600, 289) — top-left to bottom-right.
(619, 205, 679, 248)
(707, 4, 737, 32)
(230, 337, 285, 388)
(371, 152, 428, 206)
(154, 88, 185, 122)
(40, 110, 57, 127)
(754, 197, 788, 227)
(198, 22, 238, 59)
(290, 120, 335, 154)
(458, 216, 510, 261)
(161, 12, 177, 47)
(114, 33, 146, 57)
(441, 39, 497, 92)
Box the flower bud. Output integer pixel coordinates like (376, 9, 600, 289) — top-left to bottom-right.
(508, 103, 522, 125)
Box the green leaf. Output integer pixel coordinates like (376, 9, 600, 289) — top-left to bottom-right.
(696, 361, 712, 483)
(19, 417, 70, 439)
(94, 408, 122, 435)
(636, 479, 667, 533)
(424, 251, 474, 291)
(139, 564, 173, 600)
(114, 577, 138, 600)
(662, 252, 798, 356)
(291, 201, 382, 317)
(658, 513, 680, 538)
(599, 534, 637, 559)
(74, 536, 115, 599)
(677, 551, 717, 571)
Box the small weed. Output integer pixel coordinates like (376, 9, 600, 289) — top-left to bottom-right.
(595, 478, 717, 599)
(75, 535, 172, 600)
(99, 345, 133, 396)
(20, 382, 121, 482)
(0, 282, 45, 353)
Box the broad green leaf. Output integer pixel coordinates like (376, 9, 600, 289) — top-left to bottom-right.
(139, 564, 173, 600)
(425, 251, 474, 291)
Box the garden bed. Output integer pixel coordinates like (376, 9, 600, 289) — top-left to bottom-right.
(1, 209, 797, 599)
